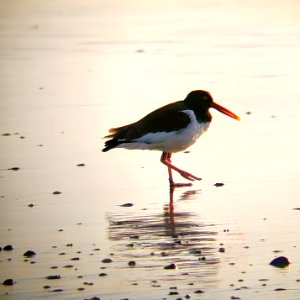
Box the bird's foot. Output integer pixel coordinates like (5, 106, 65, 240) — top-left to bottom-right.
(169, 180, 193, 188)
(178, 170, 202, 182)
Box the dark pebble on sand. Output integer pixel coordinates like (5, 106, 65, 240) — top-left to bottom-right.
(3, 245, 13, 251)
(52, 288, 64, 292)
(84, 298, 100, 300)
(119, 203, 134, 207)
(269, 256, 290, 268)
(70, 257, 80, 261)
(64, 264, 74, 268)
(128, 260, 136, 267)
(194, 289, 204, 294)
(8, 167, 20, 171)
(168, 291, 179, 295)
(102, 258, 113, 263)
(189, 249, 202, 255)
(99, 273, 108, 277)
(46, 275, 61, 280)
(28, 203, 35, 207)
(77, 163, 85, 167)
(219, 247, 225, 253)
(164, 263, 177, 270)
(214, 182, 224, 187)
(43, 285, 51, 289)
(2, 133, 11, 136)
(53, 191, 62, 195)
(274, 288, 287, 291)
(130, 235, 139, 239)
(23, 250, 36, 258)
(3, 279, 14, 286)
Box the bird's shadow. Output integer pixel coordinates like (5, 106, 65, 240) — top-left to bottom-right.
(106, 187, 219, 276)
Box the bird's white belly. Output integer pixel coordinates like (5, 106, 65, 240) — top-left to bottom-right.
(119, 110, 210, 153)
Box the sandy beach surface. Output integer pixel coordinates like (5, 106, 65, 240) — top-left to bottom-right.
(1, 0, 300, 299)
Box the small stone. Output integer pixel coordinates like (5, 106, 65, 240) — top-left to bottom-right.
(53, 191, 62, 195)
(194, 289, 204, 294)
(128, 260, 136, 267)
(77, 163, 85, 167)
(119, 203, 134, 207)
(130, 235, 139, 239)
(28, 203, 35, 208)
(189, 249, 202, 255)
(52, 288, 64, 292)
(274, 288, 286, 291)
(63, 265, 74, 268)
(8, 167, 20, 171)
(70, 257, 80, 261)
(99, 273, 108, 277)
(3, 279, 14, 286)
(102, 258, 112, 263)
(23, 250, 36, 258)
(164, 263, 177, 270)
(169, 291, 179, 295)
(3, 245, 13, 251)
(43, 285, 51, 289)
(214, 182, 224, 187)
(46, 275, 61, 280)
(269, 256, 290, 268)
(219, 247, 225, 253)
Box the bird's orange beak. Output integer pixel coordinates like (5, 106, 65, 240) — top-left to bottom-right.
(211, 102, 240, 121)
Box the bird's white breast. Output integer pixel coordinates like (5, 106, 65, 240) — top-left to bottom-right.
(119, 110, 210, 153)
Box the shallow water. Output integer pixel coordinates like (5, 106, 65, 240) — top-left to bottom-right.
(1, 0, 300, 299)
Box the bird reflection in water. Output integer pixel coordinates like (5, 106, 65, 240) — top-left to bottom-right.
(107, 187, 219, 279)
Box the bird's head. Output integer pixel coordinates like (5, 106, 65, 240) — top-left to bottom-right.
(185, 90, 240, 121)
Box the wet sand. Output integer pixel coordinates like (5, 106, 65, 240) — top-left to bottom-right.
(1, 0, 300, 299)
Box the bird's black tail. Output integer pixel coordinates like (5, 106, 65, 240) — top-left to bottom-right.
(102, 139, 122, 152)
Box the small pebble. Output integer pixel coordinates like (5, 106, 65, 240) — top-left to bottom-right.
(23, 250, 36, 258)
(70, 257, 80, 261)
(102, 258, 113, 263)
(8, 167, 20, 171)
(128, 260, 136, 267)
(269, 256, 290, 268)
(169, 291, 179, 295)
(77, 163, 85, 167)
(119, 203, 134, 207)
(164, 263, 177, 270)
(214, 182, 224, 187)
(219, 247, 225, 253)
(3, 279, 14, 286)
(53, 191, 62, 195)
(43, 285, 51, 289)
(46, 275, 61, 280)
(3, 245, 13, 251)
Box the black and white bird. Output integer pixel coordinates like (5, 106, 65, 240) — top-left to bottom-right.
(102, 90, 240, 187)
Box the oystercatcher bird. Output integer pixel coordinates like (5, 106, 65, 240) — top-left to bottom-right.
(102, 90, 240, 187)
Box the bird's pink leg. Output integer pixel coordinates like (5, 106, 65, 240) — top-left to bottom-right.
(160, 152, 201, 187)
